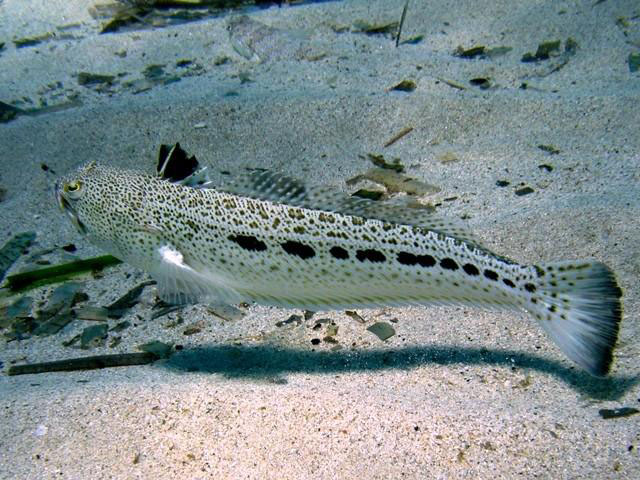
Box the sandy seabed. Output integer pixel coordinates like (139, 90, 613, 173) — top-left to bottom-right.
(0, 0, 639, 478)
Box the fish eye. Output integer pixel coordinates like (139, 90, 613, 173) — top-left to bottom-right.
(64, 180, 83, 198)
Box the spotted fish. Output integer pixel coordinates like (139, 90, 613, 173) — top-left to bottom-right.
(55, 144, 623, 376)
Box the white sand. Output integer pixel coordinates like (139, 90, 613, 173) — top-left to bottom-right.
(0, 0, 639, 478)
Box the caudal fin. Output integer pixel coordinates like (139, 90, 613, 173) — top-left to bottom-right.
(527, 261, 622, 376)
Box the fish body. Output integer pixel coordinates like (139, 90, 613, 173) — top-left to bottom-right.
(56, 146, 622, 376)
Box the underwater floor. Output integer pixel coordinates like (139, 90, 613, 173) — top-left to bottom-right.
(1, 0, 639, 478)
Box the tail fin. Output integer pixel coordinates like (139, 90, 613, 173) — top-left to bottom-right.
(527, 261, 622, 376)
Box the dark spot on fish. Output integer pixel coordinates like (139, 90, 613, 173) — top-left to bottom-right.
(503, 278, 516, 288)
(397, 252, 418, 266)
(418, 254, 436, 267)
(524, 283, 536, 293)
(397, 252, 436, 268)
(440, 258, 459, 270)
(534, 265, 545, 277)
(548, 305, 557, 313)
(228, 234, 267, 252)
(484, 269, 499, 281)
(330, 246, 349, 260)
(281, 240, 315, 259)
(462, 263, 479, 276)
(356, 249, 386, 263)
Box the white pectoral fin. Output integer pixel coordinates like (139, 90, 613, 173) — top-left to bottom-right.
(153, 244, 243, 305)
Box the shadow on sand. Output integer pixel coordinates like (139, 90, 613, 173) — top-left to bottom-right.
(161, 343, 638, 400)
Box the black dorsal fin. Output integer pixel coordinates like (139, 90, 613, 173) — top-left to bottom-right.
(156, 143, 212, 188)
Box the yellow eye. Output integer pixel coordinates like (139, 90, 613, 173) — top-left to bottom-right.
(64, 181, 83, 198)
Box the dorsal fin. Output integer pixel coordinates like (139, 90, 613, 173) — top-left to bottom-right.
(220, 170, 485, 247)
(156, 143, 212, 188)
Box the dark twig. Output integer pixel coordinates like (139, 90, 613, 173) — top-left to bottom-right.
(395, 0, 411, 47)
(7, 352, 158, 375)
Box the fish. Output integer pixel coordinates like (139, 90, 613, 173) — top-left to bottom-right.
(55, 143, 623, 376)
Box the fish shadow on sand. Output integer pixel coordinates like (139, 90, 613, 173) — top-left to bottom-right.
(161, 344, 638, 400)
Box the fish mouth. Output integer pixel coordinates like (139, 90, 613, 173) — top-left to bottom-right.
(55, 181, 87, 235)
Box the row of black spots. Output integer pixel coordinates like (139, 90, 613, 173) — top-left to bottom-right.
(330, 246, 349, 260)
(481, 267, 520, 290)
(281, 240, 316, 260)
(356, 249, 386, 263)
(228, 234, 267, 252)
(396, 252, 436, 268)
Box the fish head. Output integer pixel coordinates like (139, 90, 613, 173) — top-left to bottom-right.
(55, 162, 147, 257)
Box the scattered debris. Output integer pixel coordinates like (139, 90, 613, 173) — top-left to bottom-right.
(351, 189, 385, 201)
(183, 322, 204, 335)
(73, 306, 111, 322)
(454, 45, 512, 59)
(152, 304, 183, 320)
(496, 180, 510, 187)
(366, 153, 405, 172)
(437, 77, 467, 90)
(389, 79, 417, 92)
(206, 303, 246, 322)
(80, 323, 108, 349)
(438, 152, 459, 164)
(105, 281, 155, 315)
(454, 45, 486, 59)
(7, 352, 158, 375)
(522, 40, 562, 62)
(515, 186, 535, 196)
(538, 164, 554, 172)
(469, 77, 491, 89)
(352, 19, 399, 36)
(521, 38, 577, 77)
(0, 231, 36, 282)
(13, 32, 54, 48)
(110, 320, 131, 333)
(138, 340, 173, 359)
(384, 126, 414, 148)
(366, 322, 396, 341)
(538, 144, 560, 155)
(3, 255, 121, 292)
(598, 407, 639, 419)
(276, 314, 303, 328)
(395, 0, 411, 48)
(345, 310, 366, 324)
(629, 53, 640, 73)
(76, 72, 116, 86)
(31, 282, 87, 337)
(0, 101, 23, 123)
(346, 168, 440, 196)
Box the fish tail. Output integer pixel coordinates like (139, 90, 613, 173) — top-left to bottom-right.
(526, 261, 623, 376)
